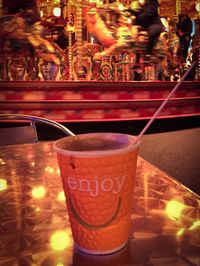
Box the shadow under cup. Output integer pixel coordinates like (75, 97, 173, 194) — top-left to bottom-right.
(54, 133, 140, 255)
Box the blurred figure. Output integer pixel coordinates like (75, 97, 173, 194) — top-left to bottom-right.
(128, 0, 163, 58)
(176, 9, 193, 63)
(0, 0, 59, 65)
(2, 0, 39, 24)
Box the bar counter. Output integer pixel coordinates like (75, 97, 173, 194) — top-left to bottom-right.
(0, 142, 199, 266)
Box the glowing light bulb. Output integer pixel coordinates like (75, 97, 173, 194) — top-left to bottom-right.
(40, 10, 44, 18)
(165, 200, 185, 221)
(196, 2, 200, 12)
(53, 7, 61, 17)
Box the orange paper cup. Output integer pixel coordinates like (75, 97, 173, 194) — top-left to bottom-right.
(54, 133, 140, 255)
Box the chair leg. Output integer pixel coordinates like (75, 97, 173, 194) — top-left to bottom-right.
(31, 121, 38, 142)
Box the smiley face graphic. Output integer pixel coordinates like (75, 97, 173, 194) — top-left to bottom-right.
(69, 195, 121, 230)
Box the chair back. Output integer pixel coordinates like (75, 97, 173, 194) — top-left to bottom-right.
(0, 114, 75, 146)
(0, 125, 36, 146)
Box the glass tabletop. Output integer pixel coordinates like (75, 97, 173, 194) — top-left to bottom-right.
(0, 142, 199, 266)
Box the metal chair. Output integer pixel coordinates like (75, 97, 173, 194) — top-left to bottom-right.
(0, 114, 75, 146)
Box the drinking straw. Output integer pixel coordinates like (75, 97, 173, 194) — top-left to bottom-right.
(137, 61, 197, 141)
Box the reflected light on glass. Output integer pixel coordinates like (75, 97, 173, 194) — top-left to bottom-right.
(189, 220, 200, 231)
(56, 168, 60, 174)
(45, 166, 54, 173)
(176, 220, 200, 244)
(0, 179, 7, 191)
(58, 191, 65, 202)
(0, 158, 6, 165)
(165, 200, 185, 221)
(32, 186, 46, 199)
(35, 207, 41, 212)
(188, 219, 200, 246)
(44, 166, 54, 174)
(176, 228, 185, 238)
(50, 230, 72, 251)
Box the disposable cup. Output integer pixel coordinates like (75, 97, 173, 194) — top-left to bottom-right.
(54, 132, 140, 255)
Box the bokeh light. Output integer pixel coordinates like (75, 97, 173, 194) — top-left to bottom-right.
(0, 158, 6, 165)
(0, 179, 7, 191)
(57, 191, 66, 202)
(45, 166, 54, 173)
(50, 230, 73, 251)
(35, 207, 41, 212)
(176, 228, 185, 238)
(32, 186, 46, 199)
(189, 220, 200, 231)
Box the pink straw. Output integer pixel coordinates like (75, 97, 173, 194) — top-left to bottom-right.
(137, 61, 197, 141)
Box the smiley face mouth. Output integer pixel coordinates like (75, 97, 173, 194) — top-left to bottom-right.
(69, 196, 121, 230)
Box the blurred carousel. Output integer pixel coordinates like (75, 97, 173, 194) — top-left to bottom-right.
(0, 0, 199, 81)
(0, 0, 200, 122)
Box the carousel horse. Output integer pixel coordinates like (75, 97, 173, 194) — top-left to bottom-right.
(0, 12, 59, 65)
(85, 7, 164, 63)
(161, 31, 183, 81)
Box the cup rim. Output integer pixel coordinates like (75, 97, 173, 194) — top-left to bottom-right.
(54, 132, 140, 157)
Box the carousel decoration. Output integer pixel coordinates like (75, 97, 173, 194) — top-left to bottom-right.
(175, 0, 181, 19)
(66, 0, 75, 80)
(73, 0, 86, 79)
(196, 0, 200, 79)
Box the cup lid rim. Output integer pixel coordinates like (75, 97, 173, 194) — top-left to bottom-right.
(53, 132, 140, 157)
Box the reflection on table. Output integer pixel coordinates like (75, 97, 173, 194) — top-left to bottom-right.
(0, 142, 199, 266)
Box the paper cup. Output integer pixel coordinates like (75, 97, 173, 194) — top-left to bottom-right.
(54, 133, 140, 255)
